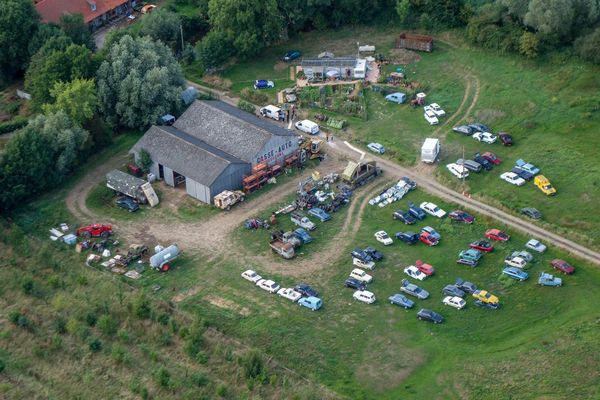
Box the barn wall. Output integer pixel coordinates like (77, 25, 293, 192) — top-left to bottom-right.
(254, 136, 298, 166)
(210, 163, 251, 201)
(185, 178, 211, 204)
(163, 166, 175, 186)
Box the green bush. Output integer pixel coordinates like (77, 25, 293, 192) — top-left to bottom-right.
(0, 118, 27, 135)
(216, 383, 227, 397)
(21, 278, 34, 295)
(97, 314, 118, 336)
(89, 338, 102, 352)
(0, 357, 5, 373)
(574, 28, 600, 64)
(132, 293, 152, 319)
(240, 88, 268, 104)
(154, 367, 171, 388)
(192, 372, 209, 387)
(238, 100, 256, 114)
(240, 350, 264, 380)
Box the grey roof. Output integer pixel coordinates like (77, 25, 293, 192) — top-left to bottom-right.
(131, 125, 247, 187)
(173, 100, 294, 162)
(301, 57, 356, 68)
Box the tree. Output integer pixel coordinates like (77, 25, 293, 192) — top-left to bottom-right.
(59, 13, 96, 51)
(43, 78, 97, 124)
(25, 40, 96, 109)
(519, 31, 540, 58)
(575, 27, 600, 64)
(524, 0, 576, 42)
(139, 9, 182, 51)
(138, 148, 153, 173)
(96, 35, 184, 129)
(208, 0, 283, 59)
(0, 0, 39, 80)
(196, 30, 234, 70)
(28, 23, 65, 61)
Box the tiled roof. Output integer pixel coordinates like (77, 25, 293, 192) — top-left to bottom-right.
(35, 0, 128, 24)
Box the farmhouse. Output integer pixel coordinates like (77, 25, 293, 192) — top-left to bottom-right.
(35, 0, 132, 31)
(131, 100, 298, 204)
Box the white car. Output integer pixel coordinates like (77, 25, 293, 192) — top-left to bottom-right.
(241, 269, 262, 283)
(443, 296, 466, 309)
(446, 163, 469, 179)
(256, 279, 281, 293)
(472, 131, 497, 144)
(424, 109, 439, 125)
(505, 256, 527, 269)
(353, 257, 375, 271)
(294, 119, 320, 135)
(353, 290, 376, 304)
(403, 265, 427, 281)
(277, 287, 302, 302)
(419, 202, 447, 218)
(500, 172, 526, 186)
(526, 239, 547, 253)
(350, 268, 373, 283)
(429, 103, 446, 117)
(374, 230, 393, 245)
(367, 142, 385, 154)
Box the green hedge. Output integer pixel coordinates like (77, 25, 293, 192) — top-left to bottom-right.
(0, 118, 28, 135)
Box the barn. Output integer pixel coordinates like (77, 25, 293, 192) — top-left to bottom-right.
(131, 100, 298, 204)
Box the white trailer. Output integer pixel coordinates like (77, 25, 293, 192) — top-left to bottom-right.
(421, 138, 440, 163)
(354, 59, 367, 79)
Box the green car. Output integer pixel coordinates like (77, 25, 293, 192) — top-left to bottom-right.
(457, 249, 482, 267)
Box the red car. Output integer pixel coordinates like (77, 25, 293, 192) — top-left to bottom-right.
(499, 132, 513, 146)
(415, 259, 435, 275)
(551, 259, 575, 274)
(449, 210, 475, 224)
(77, 224, 113, 238)
(419, 232, 439, 246)
(469, 240, 494, 253)
(485, 229, 510, 242)
(482, 151, 501, 165)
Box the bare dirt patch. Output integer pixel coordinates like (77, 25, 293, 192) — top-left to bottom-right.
(171, 286, 203, 303)
(389, 48, 422, 64)
(273, 62, 288, 71)
(204, 295, 250, 316)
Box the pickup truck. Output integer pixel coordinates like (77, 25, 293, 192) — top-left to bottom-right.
(291, 212, 316, 231)
(269, 239, 295, 259)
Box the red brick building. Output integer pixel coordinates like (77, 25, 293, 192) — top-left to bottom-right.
(36, 0, 132, 31)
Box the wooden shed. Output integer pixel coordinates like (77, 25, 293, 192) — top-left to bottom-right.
(395, 33, 433, 52)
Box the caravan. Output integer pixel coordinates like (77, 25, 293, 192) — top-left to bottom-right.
(421, 138, 440, 163)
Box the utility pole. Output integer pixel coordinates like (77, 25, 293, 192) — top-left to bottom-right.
(462, 145, 466, 194)
(180, 23, 184, 53)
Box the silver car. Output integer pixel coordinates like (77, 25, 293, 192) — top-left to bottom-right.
(456, 158, 482, 172)
(400, 279, 429, 299)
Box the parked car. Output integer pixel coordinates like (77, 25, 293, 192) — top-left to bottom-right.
(455, 277, 478, 294)
(350, 268, 372, 283)
(481, 151, 501, 165)
(116, 196, 139, 212)
(429, 103, 446, 116)
(283, 50, 302, 61)
(353, 290, 376, 304)
(419, 202, 446, 218)
(345, 277, 367, 290)
(511, 250, 534, 262)
(499, 132, 513, 146)
(408, 202, 426, 220)
(551, 259, 575, 274)
(500, 172, 526, 186)
(256, 279, 281, 293)
(277, 287, 302, 302)
(456, 158, 482, 173)
(520, 207, 542, 220)
(404, 265, 427, 281)
(385, 92, 407, 104)
(449, 210, 475, 224)
(419, 231, 439, 246)
(469, 240, 494, 252)
(472, 289, 499, 305)
(443, 296, 466, 309)
(374, 230, 393, 245)
(393, 210, 416, 225)
(538, 272, 562, 287)
(364, 246, 384, 261)
(504, 255, 527, 269)
(295, 119, 320, 135)
(420, 226, 440, 240)
(453, 125, 475, 135)
(308, 207, 331, 222)
(254, 80, 274, 89)
(367, 142, 385, 154)
(415, 259, 435, 275)
(294, 228, 313, 244)
(442, 284, 465, 298)
(395, 231, 419, 244)
(389, 294, 415, 309)
(512, 167, 534, 181)
(468, 123, 491, 133)
(473, 153, 493, 170)
(457, 249, 482, 266)
(424, 109, 439, 125)
(353, 257, 375, 271)
(417, 308, 444, 324)
(241, 269, 262, 283)
(298, 296, 322, 311)
(485, 229, 510, 241)
(351, 248, 372, 263)
(446, 163, 469, 179)
(515, 159, 540, 175)
(400, 279, 429, 299)
(534, 175, 556, 196)
(295, 283, 318, 297)
(473, 131, 497, 144)
(502, 266, 529, 281)
(526, 239, 547, 253)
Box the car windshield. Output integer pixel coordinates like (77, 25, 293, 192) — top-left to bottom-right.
(433, 207, 440, 212)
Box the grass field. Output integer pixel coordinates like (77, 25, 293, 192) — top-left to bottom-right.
(188, 26, 600, 252)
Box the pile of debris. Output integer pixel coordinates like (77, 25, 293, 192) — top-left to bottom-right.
(368, 177, 417, 207)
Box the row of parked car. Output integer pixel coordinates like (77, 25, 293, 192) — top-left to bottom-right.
(452, 123, 513, 146)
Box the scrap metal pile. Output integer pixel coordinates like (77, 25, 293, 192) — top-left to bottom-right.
(368, 177, 417, 207)
(294, 172, 352, 213)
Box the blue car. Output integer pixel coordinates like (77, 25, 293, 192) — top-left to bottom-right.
(408, 202, 426, 220)
(515, 159, 540, 175)
(295, 283, 318, 298)
(308, 207, 331, 222)
(294, 228, 313, 244)
(388, 293, 415, 309)
(502, 266, 529, 281)
(253, 80, 274, 89)
(385, 92, 407, 104)
(283, 50, 302, 62)
(116, 196, 139, 212)
(298, 296, 322, 311)
(393, 210, 416, 225)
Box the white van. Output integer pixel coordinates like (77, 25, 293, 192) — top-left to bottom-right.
(260, 105, 283, 121)
(353, 290, 376, 304)
(421, 138, 440, 163)
(294, 119, 320, 135)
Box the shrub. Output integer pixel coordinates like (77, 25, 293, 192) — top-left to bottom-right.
(240, 88, 268, 104)
(21, 278, 34, 295)
(240, 350, 264, 380)
(133, 293, 152, 319)
(192, 372, 209, 387)
(574, 27, 600, 64)
(237, 99, 256, 114)
(54, 318, 67, 334)
(0, 118, 28, 135)
(154, 367, 171, 388)
(111, 344, 127, 364)
(519, 32, 540, 58)
(157, 313, 170, 326)
(0, 357, 5, 373)
(216, 383, 227, 397)
(97, 314, 118, 336)
(8, 310, 21, 325)
(138, 148, 153, 174)
(85, 312, 97, 327)
(89, 338, 102, 352)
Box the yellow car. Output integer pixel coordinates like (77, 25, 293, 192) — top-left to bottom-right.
(534, 175, 556, 196)
(472, 290, 499, 305)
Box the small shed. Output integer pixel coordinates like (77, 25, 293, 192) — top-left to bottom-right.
(396, 33, 433, 52)
(358, 45, 375, 54)
(318, 51, 335, 59)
